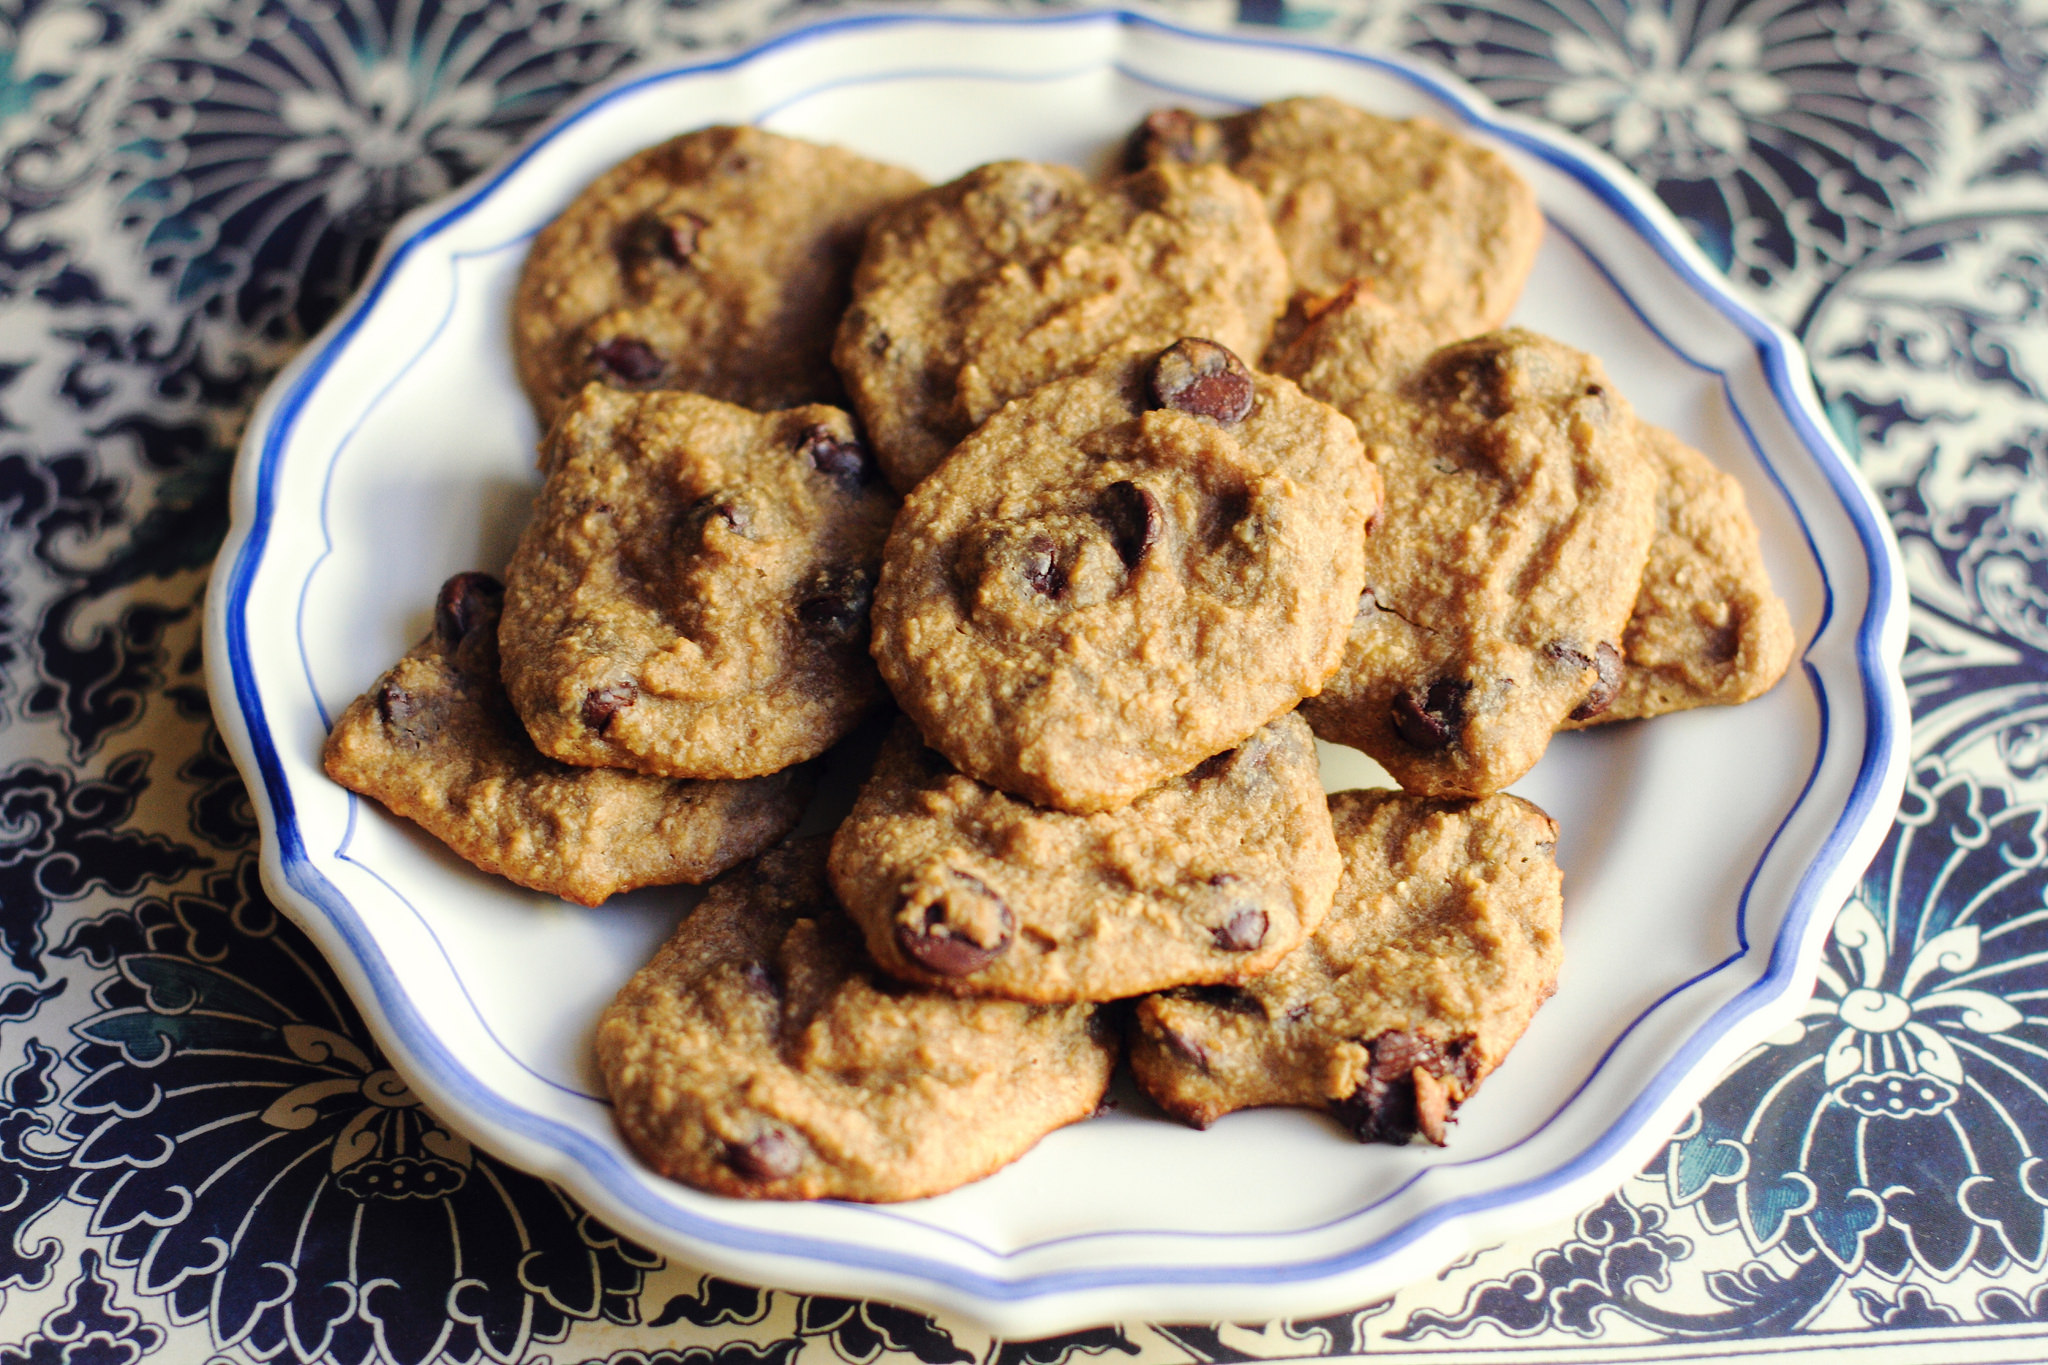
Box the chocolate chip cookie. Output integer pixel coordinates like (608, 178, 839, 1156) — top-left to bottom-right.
(513, 125, 924, 429)
(498, 387, 897, 779)
(870, 340, 1379, 813)
(1131, 788, 1564, 1143)
(1566, 423, 1795, 725)
(1285, 326, 1658, 796)
(1130, 96, 1543, 350)
(596, 838, 1116, 1201)
(828, 713, 1339, 1001)
(322, 573, 809, 906)
(834, 159, 1291, 491)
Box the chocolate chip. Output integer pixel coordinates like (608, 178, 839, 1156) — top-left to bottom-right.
(1125, 108, 1224, 169)
(796, 566, 873, 640)
(1177, 983, 1261, 1014)
(377, 680, 434, 747)
(581, 681, 637, 733)
(1150, 338, 1254, 423)
(1421, 346, 1510, 420)
(1159, 1026, 1211, 1073)
(1022, 533, 1067, 599)
(739, 961, 779, 998)
(432, 572, 502, 644)
(1391, 679, 1469, 751)
(1330, 1030, 1470, 1145)
(726, 1129, 800, 1181)
(1568, 642, 1623, 721)
(896, 870, 1013, 977)
(1102, 480, 1161, 572)
(662, 210, 708, 264)
(687, 494, 753, 542)
(1210, 908, 1268, 953)
(798, 425, 872, 489)
(591, 336, 662, 385)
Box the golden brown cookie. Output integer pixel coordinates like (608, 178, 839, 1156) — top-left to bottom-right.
(513, 125, 924, 429)
(1130, 788, 1564, 1143)
(322, 573, 809, 906)
(1283, 324, 1658, 796)
(498, 387, 897, 780)
(1130, 96, 1543, 351)
(595, 838, 1116, 1201)
(827, 713, 1339, 1001)
(1566, 424, 1795, 724)
(834, 159, 1291, 491)
(870, 340, 1379, 813)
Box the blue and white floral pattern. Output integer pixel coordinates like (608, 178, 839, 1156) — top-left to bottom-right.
(1, 0, 2047, 1357)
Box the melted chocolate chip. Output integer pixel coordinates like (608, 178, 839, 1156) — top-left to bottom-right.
(686, 494, 753, 542)
(1022, 533, 1068, 599)
(1102, 480, 1161, 572)
(896, 870, 1013, 977)
(796, 566, 873, 640)
(1150, 338, 1254, 423)
(1568, 641, 1623, 721)
(377, 680, 434, 747)
(726, 1129, 801, 1181)
(1210, 908, 1268, 953)
(1421, 346, 1510, 421)
(432, 572, 502, 644)
(591, 336, 663, 385)
(1391, 679, 1470, 751)
(662, 210, 709, 263)
(798, 425, 872, 489)
(1160, 1026, 1212, 1073)
(581, 681, 638, 733)
(1125, 108, 1224, 169)
(1330, 1030, 1472, 1145)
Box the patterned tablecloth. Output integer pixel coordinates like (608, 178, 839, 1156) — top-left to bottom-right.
(2, 0, 2044, 1359)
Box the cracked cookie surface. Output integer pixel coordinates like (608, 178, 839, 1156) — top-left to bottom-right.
(499, 387, 897, 779)
(1282, 322, 1658, 796)
(828, 713, 1339, 1002)
(322, 573, 809, 906)
(513, 125, 924, 429)
(869, 341, 1378, 813)
(595, 838, 1115, 1201)
(1131, 788, 1563, 1143)
(834, 159, 1290, 491)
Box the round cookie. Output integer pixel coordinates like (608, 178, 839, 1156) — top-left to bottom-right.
(828, 713, 1340, 1002)
(1130, 787, 1564, 1143)
(499, 387, 897, 779)
(595, 838, 1116, 1202)
(513, 125, 924, 429)
(869, 340, 1380, 814)
(1284, 324, 1659, 796)
(1565, 423, 1794, 725)
(322, 573, 810, 906)
(1130, 96, 1543, 350)
(834, 159, 1290, 491)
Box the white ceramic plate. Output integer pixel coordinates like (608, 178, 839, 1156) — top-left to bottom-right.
(205, 9, 1911, 1335)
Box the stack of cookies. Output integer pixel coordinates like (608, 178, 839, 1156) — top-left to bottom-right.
(323, 99, 1793, 1204)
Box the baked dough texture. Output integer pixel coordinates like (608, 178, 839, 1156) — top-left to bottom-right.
(834, 159, 1291, 491)
(1131, 787, 1563, 1143)
(322, 572, 809, 906)
(828, 713, 1340, 1001)
(513, 125, 924, 428)
(499, 387, 897, 779)
(869, 342, 1379, 812)
(596, 838, 1115, 1201)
